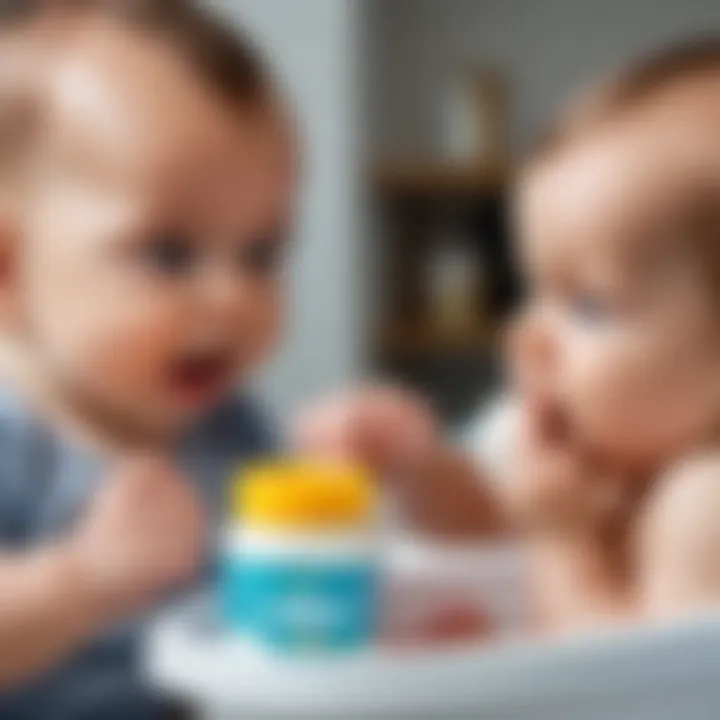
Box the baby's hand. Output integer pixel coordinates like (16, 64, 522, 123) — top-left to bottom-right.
(295, 387, 441, 478)
(510, 402, 624, 536)
(69, 459, 206, 618)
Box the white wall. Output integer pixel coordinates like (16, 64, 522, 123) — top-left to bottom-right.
(369, 0, 720, 157)
(209, 0, 364, 417)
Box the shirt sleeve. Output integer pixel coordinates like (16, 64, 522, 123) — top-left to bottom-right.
(0, 414, 48, 546)
(206, 392, 280, 459)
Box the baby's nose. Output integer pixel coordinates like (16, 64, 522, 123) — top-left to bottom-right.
(201, 267, 246, 319)
(507, 307, 557, 390)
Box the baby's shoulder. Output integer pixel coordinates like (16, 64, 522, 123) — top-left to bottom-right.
(636, 452, 720, 614)
(646, 452, 720, 519)
(638, 452, 720, 553)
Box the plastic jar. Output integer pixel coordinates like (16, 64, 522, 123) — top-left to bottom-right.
(222, 461, 380, 653)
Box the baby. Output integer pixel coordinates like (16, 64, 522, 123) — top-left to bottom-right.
(0, 1, 467, 717)
(305, 40, 720, 635)
(509, 39, 720, 632)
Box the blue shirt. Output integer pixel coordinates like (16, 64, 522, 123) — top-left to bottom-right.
(0, 388, 275, 720)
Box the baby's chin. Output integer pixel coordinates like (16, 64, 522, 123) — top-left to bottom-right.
(116, 378, 242, 442)
(573, 418, 684, 475)
(107, 357, 254, 441)
(122, 396, 227, 444)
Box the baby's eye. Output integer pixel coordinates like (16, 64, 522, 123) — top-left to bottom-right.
(236, 236, 286, 275)
(142, 234, 198, 275)
(567, 292, 613, 324)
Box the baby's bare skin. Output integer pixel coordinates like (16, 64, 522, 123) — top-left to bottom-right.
(509, 401, 642, 634)
(510, 73, 720, 631)
(0, 459, 205, 686)
(0, 10, 293, 688)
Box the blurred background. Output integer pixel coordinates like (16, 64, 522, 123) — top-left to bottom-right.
(210, 0, 720, 430)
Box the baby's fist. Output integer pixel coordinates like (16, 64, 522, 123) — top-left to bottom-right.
(509, 402, 624, 536)
(295, 387, 440, 477)
(71, 459, 206, 618)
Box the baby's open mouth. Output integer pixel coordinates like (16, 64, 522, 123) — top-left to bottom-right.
(169, 350, 235, 406)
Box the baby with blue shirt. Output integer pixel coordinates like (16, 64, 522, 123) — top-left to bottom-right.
(0, 2, 498, 718)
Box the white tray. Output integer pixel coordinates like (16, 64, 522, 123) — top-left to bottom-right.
(146, 592, 720, 719)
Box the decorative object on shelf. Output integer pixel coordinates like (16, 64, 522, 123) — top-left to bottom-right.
(426, 230, 485, 343)
(441, 68, 508, 168)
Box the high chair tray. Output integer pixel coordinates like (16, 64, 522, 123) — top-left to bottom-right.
(146, 595, 720, 719)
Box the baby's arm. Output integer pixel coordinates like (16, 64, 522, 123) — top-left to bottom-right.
(0, 545, 109, 687)
(296, 388, 508, 539)
(393, 445, 508, 538)
(637, 455, 720, 619)
(0, 460, 204, 688)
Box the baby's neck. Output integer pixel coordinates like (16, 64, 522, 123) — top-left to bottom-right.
(0, 338, 176, 456)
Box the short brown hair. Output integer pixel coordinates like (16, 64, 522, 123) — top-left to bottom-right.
(531, 36, 720, 163)
(0, 0, 270, 183)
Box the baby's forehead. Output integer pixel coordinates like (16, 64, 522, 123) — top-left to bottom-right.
(5, 17, 295, 242)
(518, 142, 720, 298)
(521, 107, 720, 251)
(38, 17, 292, 207)
(46, 25, 235, 179)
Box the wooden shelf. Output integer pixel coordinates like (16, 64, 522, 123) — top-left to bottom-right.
(373, 161, 510, 199)
(377, 320, 499, 358)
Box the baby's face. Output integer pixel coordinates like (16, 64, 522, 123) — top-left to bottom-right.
(514, 115, 720, 469)
(13, 23, 294, 438)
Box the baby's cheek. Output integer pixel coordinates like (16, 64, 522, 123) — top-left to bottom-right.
(59, 297, 183, 392)
(567, 336, 715, 461)
(561, 339, 652, 443)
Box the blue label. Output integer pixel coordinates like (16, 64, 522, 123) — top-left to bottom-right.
(222, 555, 378, 652)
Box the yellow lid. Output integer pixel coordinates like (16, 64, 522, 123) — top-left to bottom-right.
(232, 460, 376, 529)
